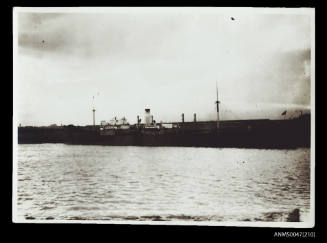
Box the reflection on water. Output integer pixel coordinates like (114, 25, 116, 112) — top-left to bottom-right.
(16, 144, 310, 222)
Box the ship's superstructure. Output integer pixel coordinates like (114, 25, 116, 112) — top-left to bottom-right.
(98, 84, 221, 135)
(100, 117, 130, 135)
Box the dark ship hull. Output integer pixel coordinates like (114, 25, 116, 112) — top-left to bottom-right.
(18, 117, 310, 149)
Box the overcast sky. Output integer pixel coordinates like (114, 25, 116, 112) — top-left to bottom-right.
(14, 8, 313, 126)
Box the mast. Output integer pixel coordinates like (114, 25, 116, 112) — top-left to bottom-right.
(92, 96, 96, 127)
(92, 108, 96, 126)
(215, 82, 220, 130)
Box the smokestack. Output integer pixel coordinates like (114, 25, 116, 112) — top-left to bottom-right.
(137, 115, 139, 124)
(145, 108, 151, 126)
(194, 113, 196, 122)
(182, 113, 184, 123)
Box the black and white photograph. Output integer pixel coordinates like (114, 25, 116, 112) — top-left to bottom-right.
(13, 7, 314, 226)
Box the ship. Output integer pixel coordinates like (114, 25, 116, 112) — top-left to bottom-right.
(17, 85, 311, 149)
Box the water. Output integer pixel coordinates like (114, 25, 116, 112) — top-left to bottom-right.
(15, 144, 311, 222)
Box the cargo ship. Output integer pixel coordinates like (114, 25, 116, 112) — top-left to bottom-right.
(17, 86, 311, 149)
(18, 110, 310, 149)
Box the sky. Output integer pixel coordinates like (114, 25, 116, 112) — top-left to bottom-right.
(14, 8, 313, 126)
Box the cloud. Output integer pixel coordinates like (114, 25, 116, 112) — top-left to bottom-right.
(18, 12, 186, 60)
(15, 11, 313, 126)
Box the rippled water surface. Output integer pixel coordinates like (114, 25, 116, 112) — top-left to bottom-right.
(16, 144, 311, 222)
